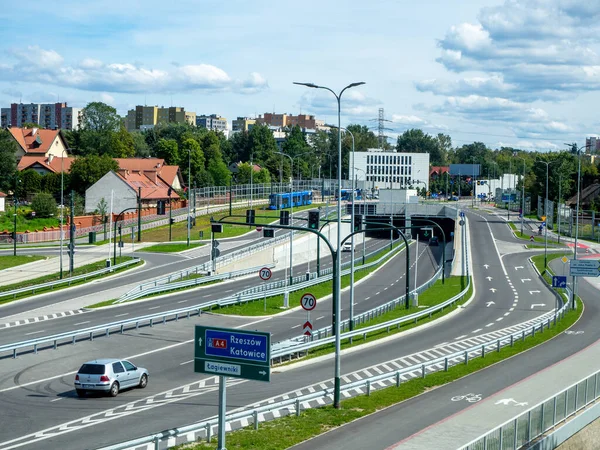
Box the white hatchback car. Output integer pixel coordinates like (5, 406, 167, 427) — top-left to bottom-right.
(74, 358, 149, 397)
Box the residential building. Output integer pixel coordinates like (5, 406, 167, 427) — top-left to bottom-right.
(232, 117, 256, 132)
(8, 127, 69, 161)
(0, 103, 82, 130)
(85, 169, 180, 214)
(197, 114, 227, 132)
(124, 105, 196, 131)
(256, 113, 319, 129)
(585, 136, 600, 154)
(0, 192, 5, 213)
(18, 155, 75, 175)
(350, 149, 430, 190)
(113, 158, 183, 190)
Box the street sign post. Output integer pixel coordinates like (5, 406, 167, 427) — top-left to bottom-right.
(259, 267, 272, 281)
(552, 276, 567, 288)
(569, 259, 600, 277)
(194, 326, 271, 450)
(300, 293, 316, 339)
(194, 326, 271, 381)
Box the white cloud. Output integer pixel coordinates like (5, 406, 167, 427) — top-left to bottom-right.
(0, 47, 267, 95)
(391, 115, 428, 126)
(297, 89, 381, 119)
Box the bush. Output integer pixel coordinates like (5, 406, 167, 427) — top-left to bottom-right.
(31, 193, 58, 218)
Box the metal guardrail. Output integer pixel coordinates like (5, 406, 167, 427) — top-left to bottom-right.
(97, 292, 570, 450)
(0, 239, 405, 359)
(0, 259, 141, 300)
(115, 264, 276, 303)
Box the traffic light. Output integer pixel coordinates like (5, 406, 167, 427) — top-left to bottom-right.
(279, 210, 290, 225)
(308, 211, 320, 230)
(67, 242, 75, 255)
(263, 228, 275, 238)
(211, 239, 220, 259)
(353, 214, 362, 232)
(170, 218, 175, 225)
(246, 209, 255, 224)
(157, 200, 166, 215)
(211, 223, 223, 233)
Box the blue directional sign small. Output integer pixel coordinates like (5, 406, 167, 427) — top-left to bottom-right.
(552, 276, 567, 288)
(194, 326, 271, 382)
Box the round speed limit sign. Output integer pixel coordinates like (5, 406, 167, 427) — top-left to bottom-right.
(300, 293, 317, 311)
(259, 267, 272, 281)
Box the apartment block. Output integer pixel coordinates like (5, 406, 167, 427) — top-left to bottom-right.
(256, 113, 319, 129)
(197, 114, 227, 131)
(0, 103, 82, 130)
(125, 105, 196, 131)
(586, 136, 600, 154)
(232, 117, 256, 132)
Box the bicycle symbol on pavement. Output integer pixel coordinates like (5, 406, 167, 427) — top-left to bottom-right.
(451, 393, 482, 403)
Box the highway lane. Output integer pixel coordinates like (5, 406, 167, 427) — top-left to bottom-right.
(0, 239, 443, 448)
(290, 258, 599, 450)
(0, 209, 318, 320)
(0, 233, 393, 343)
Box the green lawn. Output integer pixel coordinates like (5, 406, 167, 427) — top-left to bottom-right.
(0, 214, 60, 233)
(176, 297, 580, 450)
(0, 256, 141, 304)
(141, 243, 204, 253)
(0, 255, 46, 270)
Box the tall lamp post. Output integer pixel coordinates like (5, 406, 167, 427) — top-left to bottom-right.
(536, 160, 550, 268)
(515, 156, 526, 237)
(294, 80, 365, 409)
(186, 148, 192, 247)
(59, 148, 70, 279)
(353, 166, 367, 264)
(276, 151, 294, 287)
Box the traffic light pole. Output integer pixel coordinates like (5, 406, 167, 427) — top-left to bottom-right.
(114, 207, 139, 266)
(69, 191, 75, 277)
(169, 199, 173, 241)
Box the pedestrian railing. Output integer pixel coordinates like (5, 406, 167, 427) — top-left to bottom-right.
(0, 258, 141, 301)
(96, 295, 570, 450)
(458, 337, 595, 450)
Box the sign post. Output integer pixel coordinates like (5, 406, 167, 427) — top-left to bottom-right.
(569, 260, 600, 277)
(259, 267, 272, 312)
(194, 325, 271, 450)
(300, 292, 317, 339)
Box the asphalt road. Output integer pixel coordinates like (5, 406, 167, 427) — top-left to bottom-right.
(0, 234, 442, 449)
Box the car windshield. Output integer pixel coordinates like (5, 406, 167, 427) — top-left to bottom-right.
(78, 364, 105, 375)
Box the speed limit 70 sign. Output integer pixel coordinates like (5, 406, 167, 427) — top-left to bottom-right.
(259, 267, 272, 281)
(300, 293, 317, 311)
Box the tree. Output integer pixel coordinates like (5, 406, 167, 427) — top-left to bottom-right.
(201, 132, 223, 168)
(69, 155, 119, 195)
(131, 132, 150, 157)
(22, 122, 43, 129)
(181, 138, 205, 183)
(31, 192, 58, 218)
(108, 125, 135, 158)
(81, 102, 121, 133)
(20, 169, 43, 196)
(0, 129, 17, 192)
(235, 162, 254, 184)
(156, 138, 179, 165)
(208, 159, 231, 186)
(248, 124, 278, 167)
(41, 172, 62, 198)
(229, 130, 251, 163)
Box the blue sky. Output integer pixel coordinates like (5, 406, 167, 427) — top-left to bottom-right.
(1, 0, 599, 151)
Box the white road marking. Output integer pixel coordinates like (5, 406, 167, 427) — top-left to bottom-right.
(434, 342, 449, 348)
(179, 360, 193, 365)
(148, 306, 161, 310)
(454, 335, 467, 340)
(496, 318, 503, 322)
(504, 312, 510, 317)
(472, 329, 482, 333)
(291, 324, 301, 329)
(50, 398, 63, 403)
(177, 300, 188, 303)
(74, 321, 91, 325)
(485, 323, 495, 327)
(25, 330, 46, 336)
(114, 313, 129, 318)
(509, 308, 515, 311)
(316, 316, 325, 320)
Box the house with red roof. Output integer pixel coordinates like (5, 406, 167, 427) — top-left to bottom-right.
(17, 154, 75, 175)
(8, 127, 69, 161)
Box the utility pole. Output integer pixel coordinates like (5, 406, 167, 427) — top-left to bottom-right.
(137, 187, 142, 242)
(69, 190, 75, 277)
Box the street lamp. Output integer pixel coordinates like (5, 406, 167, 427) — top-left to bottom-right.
(515, 156, 526, 237)
(59, 148, 70, 279)
(353, 166, 367, 265)
(276, 151, 294, 288)
(471, 156, 477, 208)
(186, 148, 192, 247)
(535, 159, 552, 268)
(294, 80, 365, 409)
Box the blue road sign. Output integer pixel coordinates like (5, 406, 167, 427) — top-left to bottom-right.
(194, 326, 271, 381)
(569, 259, 600, 277)
(542, 221, 546, 227)
(552, 276, 567, 288)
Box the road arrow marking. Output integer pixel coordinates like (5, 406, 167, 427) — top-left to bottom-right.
(531, 303, 546, 309)
(490, 288, 497, 293)
(529, 290, 541, 295)
(486, 276, 493, 281)
(521, 278, 531, 283)
(486, 301, 495, 307)
(515, 266, 524, 270)
(484, 264, 489, 269)
(495, 398, 517, 406)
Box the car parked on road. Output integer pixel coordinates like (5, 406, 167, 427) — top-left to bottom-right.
(74, 358, 149, 397)
(428, 236, 440, 246)
(342, 242, 353, 252)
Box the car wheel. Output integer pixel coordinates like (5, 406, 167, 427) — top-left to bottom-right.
(109, 382, 119, 397)
(138, 374, 148, 389)
(76, 389, 86, 397)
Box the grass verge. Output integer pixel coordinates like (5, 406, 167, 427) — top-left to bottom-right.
(141, 243, 204, 253)
(0, 254, 46, 270)
(0, 256, 141, 305)
(175, 299, 581, 450)
(531, 252, 571, 286)
(212, 241, 405, 316)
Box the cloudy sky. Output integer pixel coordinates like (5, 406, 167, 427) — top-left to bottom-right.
(1, 0, 599, 151)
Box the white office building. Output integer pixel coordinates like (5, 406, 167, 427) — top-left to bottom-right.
(349, 149, 430, 191)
